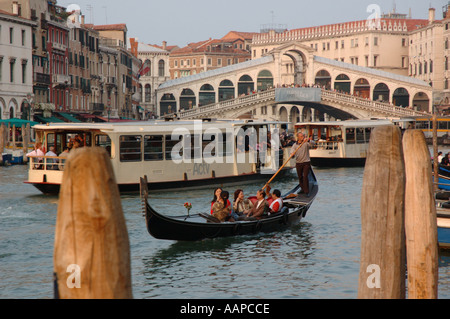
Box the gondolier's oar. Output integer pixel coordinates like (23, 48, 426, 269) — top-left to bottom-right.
(262, 138, 308, 191)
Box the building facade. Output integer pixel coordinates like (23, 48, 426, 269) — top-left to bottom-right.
(251, 14, 429, 81)
(407, 6, 450, 112)
(0, 9, 36, 119)
(169, 37, 252, 81)
(129, 38, 170, 116)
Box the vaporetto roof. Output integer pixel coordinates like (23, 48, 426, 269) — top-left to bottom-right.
(32, 119, 285, 133)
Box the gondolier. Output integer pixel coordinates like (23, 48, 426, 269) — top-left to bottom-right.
(290, 132, 311, 197)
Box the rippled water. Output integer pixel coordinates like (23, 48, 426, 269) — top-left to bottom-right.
(0, 165, 449, 299)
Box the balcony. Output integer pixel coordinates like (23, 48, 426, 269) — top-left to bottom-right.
(92, 103, 105, 112)
(52, 42, 67, 52)
(34, 72, 51, 85)
(52, 74, 71, 87)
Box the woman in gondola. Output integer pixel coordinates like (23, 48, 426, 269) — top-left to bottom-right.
(211, 187, 231, 214)
(233, 189, 253, 217)
(211, 191, 233, 222)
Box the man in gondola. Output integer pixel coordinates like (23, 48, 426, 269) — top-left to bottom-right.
(290, 132, 311, 197)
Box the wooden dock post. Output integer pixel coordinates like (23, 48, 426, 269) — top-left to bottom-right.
(53, 147, 133, 299)
(22, 123, 29, 164)
(0, 123, 4, 165)
(358, 125, 406, 299)
(403, 130, 438, 299)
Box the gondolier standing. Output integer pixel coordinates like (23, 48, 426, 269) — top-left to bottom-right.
(291, 132, 311, 196)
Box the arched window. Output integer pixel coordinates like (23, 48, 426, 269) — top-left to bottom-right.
(158, 60, 165, 77)
(145, 84, 151, 102)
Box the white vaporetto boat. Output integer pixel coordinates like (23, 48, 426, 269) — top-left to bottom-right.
(294, 119, 395, 167)
(25, 119, 293, 194)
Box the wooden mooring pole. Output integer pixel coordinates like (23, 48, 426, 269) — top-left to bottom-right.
(359, 126, 439, 299)
(53, 147, 133, 299)
(403, 130, 438, 299)
(358, 125, 406, 299)
(0, 123, 4, 165)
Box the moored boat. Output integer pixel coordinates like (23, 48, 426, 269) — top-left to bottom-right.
(24, 119, 293, 194)
(436, 206, 450, 250)
(294, 119, 396, 167)
(140, 170, 318, 241)
(436, 165, 450, 191)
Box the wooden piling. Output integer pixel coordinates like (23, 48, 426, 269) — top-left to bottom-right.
(53, 147, 133, 299)
(22, 124, 29, 164)
(432, 113, 439, 192)
(358, 125, 406, 299)
(402, 130, 438, 299)
(0, 123, 4, 165)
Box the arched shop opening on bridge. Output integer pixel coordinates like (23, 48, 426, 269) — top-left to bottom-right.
(373, 83, 390, 103)
(334, 74, 351, 94)
(354, 78, 370, 99)
(315, 70, 331, 89)
(199, 84, 215, 107)
(412, 92, 430, 112)
(257, 70, 273, 91)
(238, 75, 254, 95)
(160, 93, 176, 116)
(180, 89, 196, 111)
(393, 87, 410, 108)
(219, 80, 235, 102)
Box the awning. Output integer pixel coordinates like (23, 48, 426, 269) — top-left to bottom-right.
(0, 118, 39, 127)
(35, 115, 65, 123)
(57, 112, 82, 123)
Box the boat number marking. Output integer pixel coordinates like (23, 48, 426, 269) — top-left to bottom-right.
(193, 163, 210, 176)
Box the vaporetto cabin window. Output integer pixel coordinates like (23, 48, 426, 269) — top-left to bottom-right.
(144, 135, 163, 161)
(120, 135, 142, 162)
(165, 134, 183, 161)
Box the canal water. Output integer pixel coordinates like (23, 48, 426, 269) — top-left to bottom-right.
(0, 165, 449, 299)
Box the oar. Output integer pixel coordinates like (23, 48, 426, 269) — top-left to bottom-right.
(262, 138, 308, 191)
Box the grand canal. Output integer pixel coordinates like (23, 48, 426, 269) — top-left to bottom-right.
(1, 164, 449, 299)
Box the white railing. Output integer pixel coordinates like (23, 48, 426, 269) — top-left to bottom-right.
(178, 88, 430, 120)
(321, 90, 430, 118)
(179, 89, 276, 119)
(28, 156, 67, 171)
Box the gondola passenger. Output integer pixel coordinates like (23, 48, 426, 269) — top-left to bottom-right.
(211, 191, 233, 222)
(211, 187, 231, 214)
(233, 189, 253, 217)
(268, 189, 283, 215)
(244, 190, 268, 218)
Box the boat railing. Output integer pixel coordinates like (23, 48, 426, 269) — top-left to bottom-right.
(312, 140, 339, 151)
(27, 155, 68, 171)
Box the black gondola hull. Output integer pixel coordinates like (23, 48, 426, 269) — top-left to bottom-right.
(144, 202, 311, 241)
(140, 170, 318, 241)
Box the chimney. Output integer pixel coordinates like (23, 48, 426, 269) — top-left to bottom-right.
(81, 15, 85, 25)
(162, 41, 167, 50)
(428, 7, 435, 24)
(12, 1, 19, 15)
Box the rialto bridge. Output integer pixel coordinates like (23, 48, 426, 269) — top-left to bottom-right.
(156, 42, 432, 125)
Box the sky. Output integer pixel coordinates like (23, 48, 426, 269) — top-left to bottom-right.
(58, 0, 450, 48)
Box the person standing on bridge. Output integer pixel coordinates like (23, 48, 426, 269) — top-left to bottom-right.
(290, 132, 312, 197)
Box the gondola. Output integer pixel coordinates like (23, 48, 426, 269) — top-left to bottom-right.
(140, 170, 318, 241)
